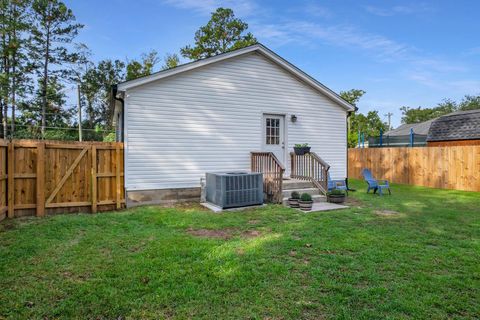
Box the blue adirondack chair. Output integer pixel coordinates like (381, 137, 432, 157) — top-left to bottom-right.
(328, 173, 348, 195)
(361, 169, 391, 195)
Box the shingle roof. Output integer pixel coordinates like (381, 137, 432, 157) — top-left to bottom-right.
(427, 109, 480, 142)
(385, 119, 434, 136)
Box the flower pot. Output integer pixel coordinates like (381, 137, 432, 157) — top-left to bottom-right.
(327, 194, 346, 204)
(298, 200, 313, 211)
(294, 146, 311, 155)
(288, 198, 299, 208)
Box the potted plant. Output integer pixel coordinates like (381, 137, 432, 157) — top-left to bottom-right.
(298, 193, 313, 211)
(294, 143, 311, 155)
(327, 189, 346, 204)
(288, 191, 300, 208)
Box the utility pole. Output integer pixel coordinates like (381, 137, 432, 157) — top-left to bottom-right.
(77, 84, 82, 141)
(385, 112, 393, 130)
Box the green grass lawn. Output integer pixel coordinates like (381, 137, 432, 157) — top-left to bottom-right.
(1, 180, 479, 319)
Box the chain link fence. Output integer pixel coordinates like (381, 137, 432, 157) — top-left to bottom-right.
(368, 134, 428, 148)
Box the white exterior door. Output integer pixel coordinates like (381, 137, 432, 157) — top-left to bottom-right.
(262, 114, 286, 166)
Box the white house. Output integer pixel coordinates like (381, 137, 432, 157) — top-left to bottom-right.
(112, 44, 355, 206)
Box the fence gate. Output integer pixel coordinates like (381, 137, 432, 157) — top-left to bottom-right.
(1, 140, 124, 221)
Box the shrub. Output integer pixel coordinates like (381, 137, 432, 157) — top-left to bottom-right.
(300, 193, 312, 202)
(294, 143, 309, 148)
(291, 191, 300, 199)
(328, 189, 345, 196)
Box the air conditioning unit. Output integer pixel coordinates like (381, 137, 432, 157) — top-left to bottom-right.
(205, 171, 263, 209)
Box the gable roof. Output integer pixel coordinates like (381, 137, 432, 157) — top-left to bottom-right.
(427, 109, 480, 142)
(116, 44, 355, 112)
(385, 119, 434, 136)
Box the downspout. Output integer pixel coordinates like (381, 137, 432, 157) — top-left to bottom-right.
(346, 106, 358, 191)
(112, 85, 125, 142)
(112, 84, 127, 207)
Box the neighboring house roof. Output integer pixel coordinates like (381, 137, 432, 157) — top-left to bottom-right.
(385, 119, 434, 136)
(427, 109, 480, 142)
(116, 43, 355, 112)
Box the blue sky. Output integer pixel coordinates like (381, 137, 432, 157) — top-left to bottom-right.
(66, 0, 480, 127)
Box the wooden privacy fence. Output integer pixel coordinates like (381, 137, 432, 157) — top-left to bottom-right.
(0, 140, 124, 222)
(349, 146, 480, 192)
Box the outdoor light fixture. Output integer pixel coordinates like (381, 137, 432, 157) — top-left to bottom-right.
(291, 115, 297, 123)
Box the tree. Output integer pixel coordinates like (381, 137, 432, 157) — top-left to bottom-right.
(17, 76, 72, 138)
(94, 59, 125, 126)
(81, 65, 100, 127)
(0, 0, 32, 138)
(459, 94, 480, 111)
(339, 89, 387, 147)
(181, 7, 257, 60)
(339, 89, 365, 106)
(29, 0, 83, 137)
(162, 53, 180, 70)
(400, 99, 457, 124)
(126, 50, 159, 81)
(340, 89, 363, 147)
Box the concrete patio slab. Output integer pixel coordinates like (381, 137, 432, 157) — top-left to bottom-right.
(299, 202, 348, 212)
(201, 202, 266, 213)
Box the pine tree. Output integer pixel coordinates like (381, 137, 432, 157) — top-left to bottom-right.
(181, 8, 257, 60)
(0, 0, 32, 138)
(29, 0, 83, 137)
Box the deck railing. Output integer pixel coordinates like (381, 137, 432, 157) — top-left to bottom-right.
(251, 152, 285, 203)
(290, 152, 330, 195)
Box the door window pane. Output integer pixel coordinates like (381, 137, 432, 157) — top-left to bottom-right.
(266, 117, 280, 145)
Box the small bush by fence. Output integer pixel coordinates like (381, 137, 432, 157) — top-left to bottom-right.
(349, 146, 480, 192)
(0, 139, 124, 222)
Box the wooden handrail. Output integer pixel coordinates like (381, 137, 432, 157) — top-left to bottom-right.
(251, 152, 285, 203)
(290, 152, 330, 195)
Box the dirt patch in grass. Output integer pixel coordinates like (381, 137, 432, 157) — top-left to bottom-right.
(375, 210, 399, 216)
(186, 228, 263, 240)
(345, 197, 364, 207)
(186, 227, 235, 239)
(247, 219, 260, 225)
(242, 230, 262, 238)
(0, 221, 16, 232)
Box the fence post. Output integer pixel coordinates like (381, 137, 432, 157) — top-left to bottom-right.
(36, 142, 45, 217)
(115, 144, 121, 209)
(91, 145, 97, 213)
(7, 142, 14, 218)
(410, 128, 414, 147)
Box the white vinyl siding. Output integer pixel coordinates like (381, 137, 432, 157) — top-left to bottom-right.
(124, 52, 347, 190)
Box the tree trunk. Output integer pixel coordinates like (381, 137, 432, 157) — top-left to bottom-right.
(41, 23, 51, 139)
(77, 85, 82, 141)
(1, 31, 8, 138)
(11, 66, 15, 137)
(0, 101, 4, 139)
(88, 101, 94, 128)
(10, 3, 17, 137)
(2, 100, 7, 138)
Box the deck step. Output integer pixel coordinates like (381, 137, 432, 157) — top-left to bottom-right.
(283, 179, 314, 189)
(282, 187, 319, 198)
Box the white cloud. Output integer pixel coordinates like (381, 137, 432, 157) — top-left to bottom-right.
(162, 0, 475, 94)
(254, 21, 411, 61)
(364, 4, 432, 16)
(303, 3, 332, 18)
(464, 47, 480, 56)
(162, 0, 257, 16)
